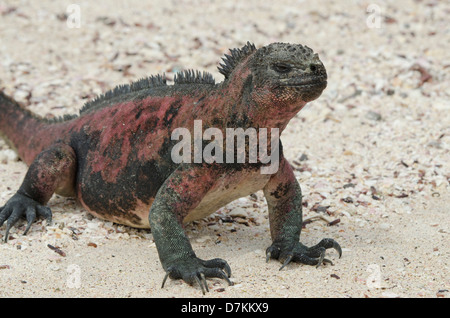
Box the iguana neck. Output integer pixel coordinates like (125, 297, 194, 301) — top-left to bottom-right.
(220, 68, 307, 133)
(249, 98, 307, 132)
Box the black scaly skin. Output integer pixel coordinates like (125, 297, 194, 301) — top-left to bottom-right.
(0, 42, 341, 294)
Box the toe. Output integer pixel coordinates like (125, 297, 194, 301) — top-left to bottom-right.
(202, 258, 232, 277)
(292, 253, 323, 266)
(306, 238, 342, 259)
(23, 207, 36, 235)
(0, 206, 12, 227)
(317, 238, 342, 258)
(36, 205, 52, 225)
(203, 267, 233, 286)
(4, 207, 24, 242)
(195, 274, 208, 295)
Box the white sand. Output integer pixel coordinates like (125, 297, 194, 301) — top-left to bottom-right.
(0, 0, 448, 298)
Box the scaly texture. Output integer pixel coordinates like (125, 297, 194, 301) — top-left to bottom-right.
(0, 42, 341, 294)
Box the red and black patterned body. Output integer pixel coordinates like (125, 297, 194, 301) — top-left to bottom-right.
(0, 42, 341, 293)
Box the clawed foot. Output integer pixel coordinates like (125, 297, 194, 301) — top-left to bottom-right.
(266, 238, 342, 270)
(161, 257, 233, 294)
(0, 193, 52, 242)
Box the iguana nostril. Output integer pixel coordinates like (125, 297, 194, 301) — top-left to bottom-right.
(310, 64, 317, 72)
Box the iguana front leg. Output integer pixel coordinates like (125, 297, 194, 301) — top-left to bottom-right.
(0, 143, 76, 242)
(263, 156, 342, 270)
(149, 163, 232, 294)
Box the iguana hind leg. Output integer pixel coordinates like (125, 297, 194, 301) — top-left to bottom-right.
(0, 143, 76, 242)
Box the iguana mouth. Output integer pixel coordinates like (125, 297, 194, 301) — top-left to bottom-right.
(280, 75, 327, 88)
(277, 75, 327, 102)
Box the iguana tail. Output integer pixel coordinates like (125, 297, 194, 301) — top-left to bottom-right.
(0, 90, 55, 165)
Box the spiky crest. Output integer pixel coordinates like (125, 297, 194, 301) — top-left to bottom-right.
(19, 42, 257, 123)
(173, 69, 215, 85)
(79, 74, 167, 114)
(217, 41, 257, 79)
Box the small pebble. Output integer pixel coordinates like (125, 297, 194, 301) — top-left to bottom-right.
(379, 223, 391, 230)
(0, 149, 18, 163)
(47, 244, 66, 257)
(365, 111, 382, 121)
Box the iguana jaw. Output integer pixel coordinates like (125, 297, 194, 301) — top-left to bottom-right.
(278, 75, 327, 88)
(277, 74, 327, 102)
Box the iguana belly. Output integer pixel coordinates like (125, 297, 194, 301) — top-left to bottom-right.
(78, 167, 270, 229)
(183, 170, 270, 223)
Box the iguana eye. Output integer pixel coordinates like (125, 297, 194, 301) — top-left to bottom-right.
(272, 63, 292, 73)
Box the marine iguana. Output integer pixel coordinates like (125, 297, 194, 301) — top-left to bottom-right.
(0, 42, 341, 294)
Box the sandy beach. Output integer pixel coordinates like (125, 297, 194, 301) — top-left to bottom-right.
(0, 0, 448, 298)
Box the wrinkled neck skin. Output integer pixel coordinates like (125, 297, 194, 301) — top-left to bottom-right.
(221, 56, 307, 134)
(249, 87, 307, 132)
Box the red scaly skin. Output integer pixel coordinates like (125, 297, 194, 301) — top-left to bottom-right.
(0, 42, 341, 293)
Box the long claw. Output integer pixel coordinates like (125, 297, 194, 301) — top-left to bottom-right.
(200, 273, 209, 293)
(161, 271, 171, 289)
(219, 270, 234, 286)
(223, 262, 232, 278)
(4, 208, 22, 243)
(23, 207, 36, 235)
(315, 250, 326, 268)
(266, 251, 271, 263)
(195, 275, 206, 295)
(279, 254, 293, 271)
(4, 224, 11, 243)
(334, 241, 342, 258)
(4, 221, 15, 243)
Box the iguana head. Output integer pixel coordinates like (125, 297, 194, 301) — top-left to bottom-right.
(250, 42, 327, 104)
(218, 42, 327, 125)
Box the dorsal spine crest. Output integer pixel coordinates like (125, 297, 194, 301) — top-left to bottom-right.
(36, 42, 257, 123)
(173, 69, 215, 85)
(217, 41, 257, 79)
(79, 74, 167, 115)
